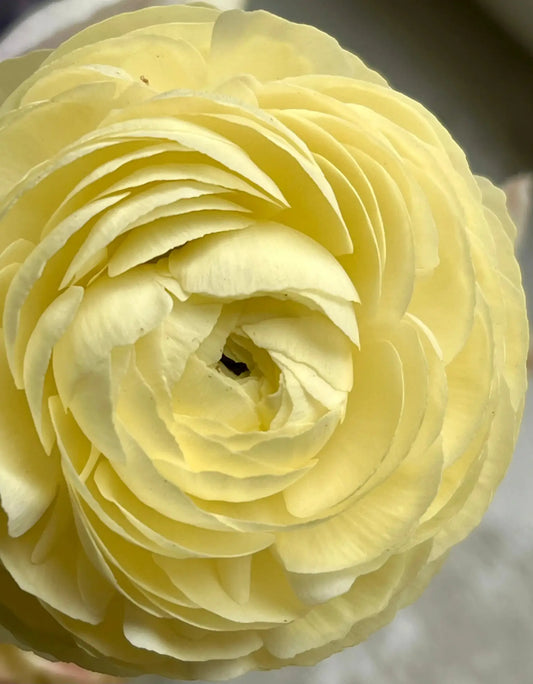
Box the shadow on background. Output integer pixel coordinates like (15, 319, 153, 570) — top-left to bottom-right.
(249, 0, 533, 182)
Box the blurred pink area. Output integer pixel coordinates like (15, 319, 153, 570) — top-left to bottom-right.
(0, 643, 122, 684)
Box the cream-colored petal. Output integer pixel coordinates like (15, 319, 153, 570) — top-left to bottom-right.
(4, 189, 129, 385)
(208, 10, 371, 85)
(108, 206, 254, 278)
(78, 115, 288, 206)
(44, 5, 219, 65)
(22, 287, 83, 451)
(264, 545, 429, 659)
(282, 339, 403, 518)
(123, 604, 261, 661)
(0, 81, 127, 198)
(0, 50, 51, 107)
(0, 340, 59, 537)
(277, 432, 442, 574)
(38, 34, 207, 97)
(93, 461, 274, 559)
(286, 565, 359, 605)
(52, 269, 172, 462)
(0, 510, 111, 624)
(155, 551, 302, 624)
(242, 313, 354, 390)
(441, 297, 495, 466)
(408, 172, 476, 363)
(101, 160, 279, 204)
(430, 380, 517, 559)
(136, 94, 352, 254)
(61, 182, 230, 285)
(169, 221, 358, 303)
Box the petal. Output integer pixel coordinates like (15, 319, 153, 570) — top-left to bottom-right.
(264, 545, 430, 659)
(282, 338, 403, 518)
(0, 339, 59, 537)
(0, 498, 112, 624)
(276, 433, 442, 573)
(123, 604, 261, 661)
(169, 221, 358, 303)
(0, 50, 51, 107)
(45, 4, 220, 65)
(22, 287, 84, 451)
(208, 10, 376, 85)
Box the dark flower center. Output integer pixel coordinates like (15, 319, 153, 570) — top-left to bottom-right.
(219, 353, 249, 377)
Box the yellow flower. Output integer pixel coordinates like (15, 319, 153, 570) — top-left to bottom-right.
(0, 5, 527, 680)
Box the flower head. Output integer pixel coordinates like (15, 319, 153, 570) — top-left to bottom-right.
(0, 5, 527, 680)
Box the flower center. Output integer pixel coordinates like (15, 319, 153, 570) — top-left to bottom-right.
(219, 353, 249, 377)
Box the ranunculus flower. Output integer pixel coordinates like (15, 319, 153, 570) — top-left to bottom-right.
(0, 4, 528, 680)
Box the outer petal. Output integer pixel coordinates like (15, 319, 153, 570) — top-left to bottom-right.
(0, 50, 51, 105)
(208, 10, 385, 86)
(0, 339, 59, 537)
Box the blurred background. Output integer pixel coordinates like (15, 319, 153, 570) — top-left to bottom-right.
(0, 1, 532, 683)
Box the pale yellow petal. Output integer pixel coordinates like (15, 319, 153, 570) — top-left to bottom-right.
(0, 341, 59, 537)
(169, 221, 358, 303)
(0, 50, 51, 107)
(46, 5, 219, 64)
(208, 10, 372, 85)
(22, 287, 83, 451)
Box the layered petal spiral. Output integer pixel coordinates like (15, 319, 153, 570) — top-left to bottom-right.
(0, 5, 527, 680)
